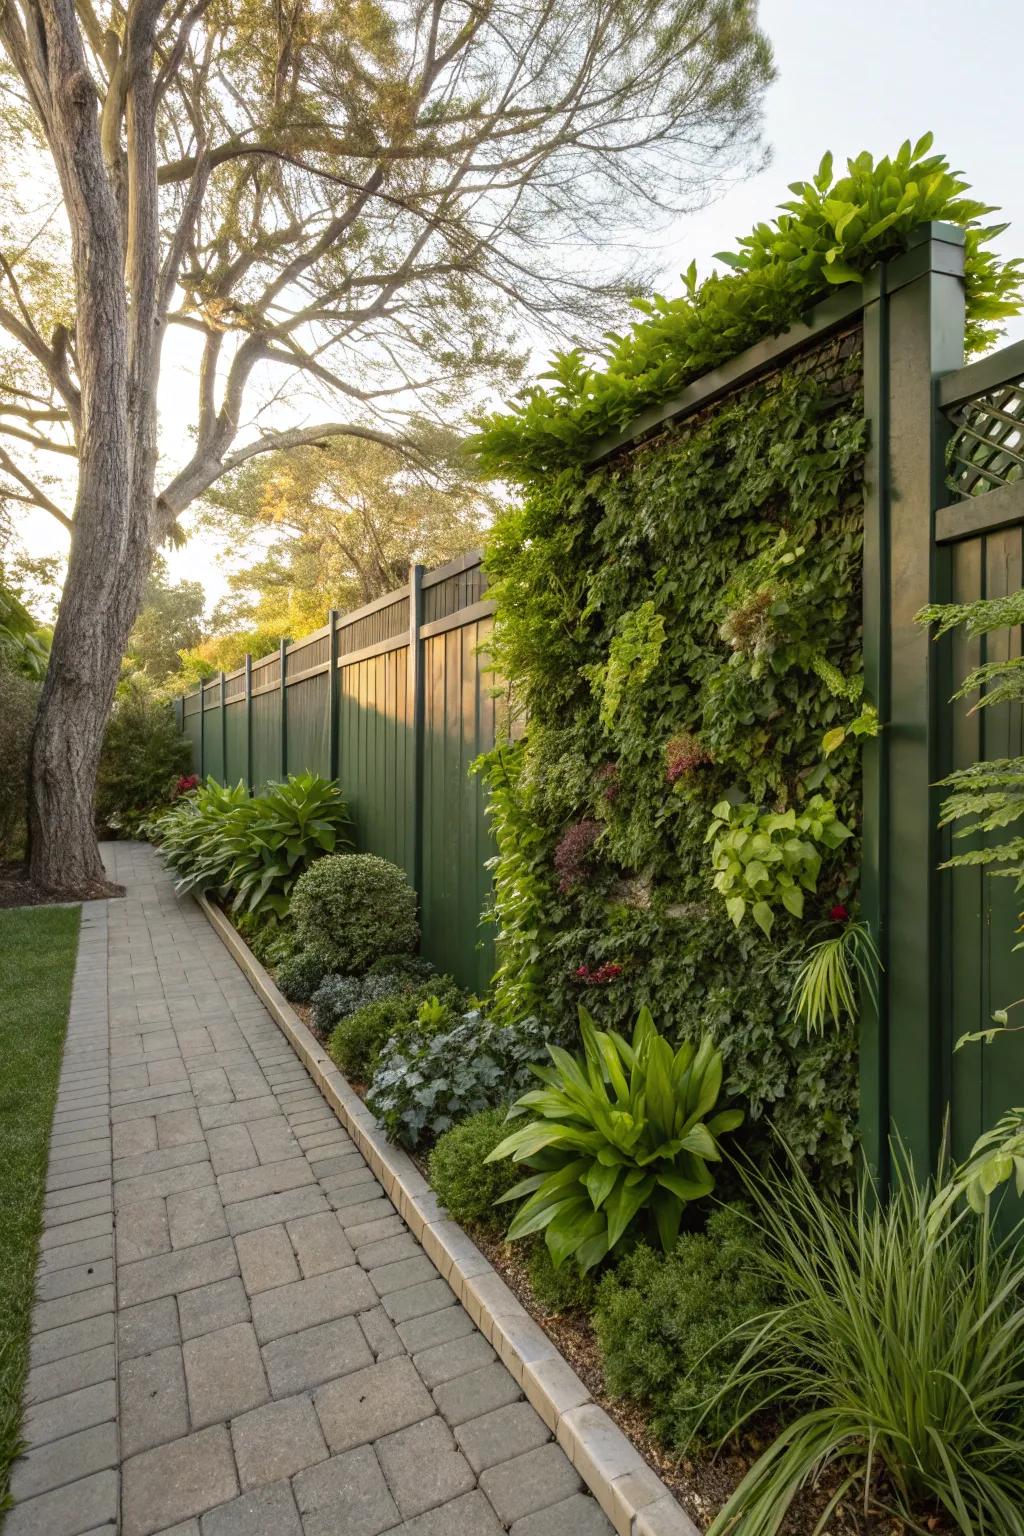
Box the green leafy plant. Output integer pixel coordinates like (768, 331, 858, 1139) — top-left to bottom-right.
(325, 978, 463, 1074)
(594, 1205, 778, 1451)
(95, 676, 194, 834)
(487, 1007, 741, 1271)
(703, 1147, 1024, 1536)
(707, 796, 852, 936)
(0, 584, 50, 681)
(526, 1239, 596, 1315)
(150, 773, 352, 917)
(291, 852, 418, 973)
(473, 137, 1023, 480)
(790, 919, 881, 1035)
(368, 1011, 549, 1149)
(919, 590, 1024, 898)
(473, 740, 554, 1024)
(479, 361, 865, 1180)
(586, 600, 666, 732)
(0, 663, 38, 857)
(427, 1108, 523, 1230)
(931, 1108, 1024, 1222)
(274, 949, 330, 1003)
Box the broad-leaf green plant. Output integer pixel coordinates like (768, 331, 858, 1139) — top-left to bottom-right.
(149, 773, 351, 917)
(473, 137, 1023, 479)
(706, 796, 852, 936)
(487, 1006, 741, 1271)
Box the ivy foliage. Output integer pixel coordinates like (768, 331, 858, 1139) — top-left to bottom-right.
(478, 359, 866, 1179)
(473, 137, 1023, 480)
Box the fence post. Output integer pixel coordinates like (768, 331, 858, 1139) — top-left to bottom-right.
(408, 565, 426, 897)
(219, 670, 227, 783)
(198, 680, 206, 778)
(244, 654, 253, 794)
(279, 638, 289, 781)
(859, 221, 966, 1179)
(327, 609, 339, 782)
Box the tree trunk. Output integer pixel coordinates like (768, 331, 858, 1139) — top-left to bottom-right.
(27, 471, 152, 894)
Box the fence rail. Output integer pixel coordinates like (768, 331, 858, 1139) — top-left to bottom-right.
(174, 225, 1024, 1179)
(175, 552, 498, 992)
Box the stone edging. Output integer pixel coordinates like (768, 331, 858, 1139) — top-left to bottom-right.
(197, 893, 700, 1536)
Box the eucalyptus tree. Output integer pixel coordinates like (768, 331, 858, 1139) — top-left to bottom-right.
(0, 0, 772, 892)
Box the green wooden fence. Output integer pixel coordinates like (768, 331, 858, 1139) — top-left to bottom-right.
(177, 224, 1024, 1173)
(175, 552, 498, 992)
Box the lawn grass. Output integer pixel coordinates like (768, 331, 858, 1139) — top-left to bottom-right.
(0, 904, 80, 1508)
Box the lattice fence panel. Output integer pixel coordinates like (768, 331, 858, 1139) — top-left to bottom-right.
(945, 374, 1024, 497)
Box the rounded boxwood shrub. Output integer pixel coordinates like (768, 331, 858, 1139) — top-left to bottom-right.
(291, 853, 419, 973)
(275, 948, 330, 1003)
(427, 1109, 522, 1229)
(593, 1204, 777, 1451)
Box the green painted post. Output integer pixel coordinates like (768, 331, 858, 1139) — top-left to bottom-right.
(198, 681, 206, 778)
(244, 654, 253, 794)
(860, 222, 966, 1176)
(219, 670, 227, 782)
(279, 638, 289, 781)
(327, 609, 339, 782)
(408, 565, 426, 899)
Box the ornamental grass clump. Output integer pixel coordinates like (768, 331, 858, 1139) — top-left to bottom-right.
(487, 1006, 741, 1271)
(703, 1148, 1024, 1536)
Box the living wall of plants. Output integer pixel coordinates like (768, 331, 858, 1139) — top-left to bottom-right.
(478, 348, 867, 1180)
(473, 138, 1023, 1186)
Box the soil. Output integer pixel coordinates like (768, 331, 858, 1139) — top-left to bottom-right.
(0, 860, 124, 909)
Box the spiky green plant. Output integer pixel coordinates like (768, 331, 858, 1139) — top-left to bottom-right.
(790, 919, 881, 1034)
(702, 1148, 1024, 1536)
(486, 1006, 742, 1271)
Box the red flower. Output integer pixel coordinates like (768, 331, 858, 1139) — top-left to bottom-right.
(829, 903, 850, 923)
(175, 774, 199, 797)
(574, 961, 622, 986)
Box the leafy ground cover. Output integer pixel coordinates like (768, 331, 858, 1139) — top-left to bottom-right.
(0, 904, 80, 1507)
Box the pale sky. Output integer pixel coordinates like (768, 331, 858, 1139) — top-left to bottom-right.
(14, 0, 1024, 616)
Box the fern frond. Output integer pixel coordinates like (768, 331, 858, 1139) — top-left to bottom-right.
(918, 590, 1024, 639)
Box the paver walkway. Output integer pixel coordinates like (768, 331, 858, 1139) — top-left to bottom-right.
(7, 843, 615, 1536)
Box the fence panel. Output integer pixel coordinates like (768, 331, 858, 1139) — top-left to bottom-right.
(421, 615, 496, 993)
(180, 555, 496, 990)
(338, 643, 414, 877)
(932, 347, 1024, 1162)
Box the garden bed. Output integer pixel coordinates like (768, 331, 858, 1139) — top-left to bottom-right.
(206, 894, 946, 1536)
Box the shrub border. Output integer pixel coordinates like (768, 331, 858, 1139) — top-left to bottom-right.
(197, 891, 699, 1536)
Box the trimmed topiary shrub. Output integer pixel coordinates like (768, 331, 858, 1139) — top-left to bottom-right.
(291, 853, 419, 973)
(325, 981, 463, 1077)
(428, 1109, 522, 1230)
(593, 1204, 777, 1451)
(275, 949, 330, 1003)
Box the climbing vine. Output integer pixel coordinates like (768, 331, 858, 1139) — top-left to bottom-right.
(478, 357, 867, 1181)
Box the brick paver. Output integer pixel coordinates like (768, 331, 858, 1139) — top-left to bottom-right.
(6, 843, 615, 1536)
